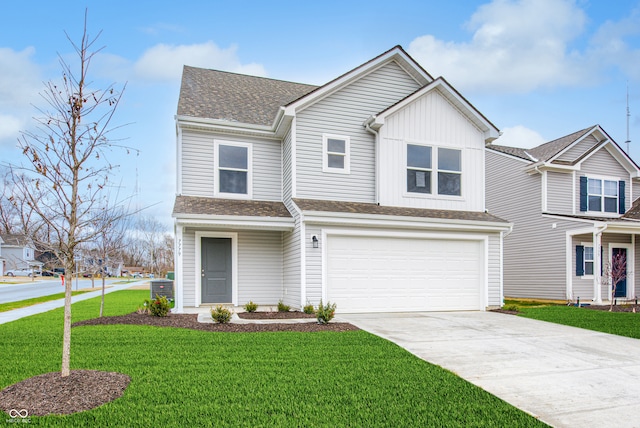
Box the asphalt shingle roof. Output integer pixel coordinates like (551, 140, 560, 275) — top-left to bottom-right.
(0, 233, 31, 247)
(177, 66, 318, 126)
(622, 198, 640, 220)
(172, 196, 292, 218)
(293, 198, 508, 223)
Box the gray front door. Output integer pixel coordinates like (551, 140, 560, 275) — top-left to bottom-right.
(201, 237, 232, 303)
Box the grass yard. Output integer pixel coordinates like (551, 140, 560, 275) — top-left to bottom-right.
(0, 291, 88, 313)
(516, 304, 640, 339)
(1, 291, 546, 427)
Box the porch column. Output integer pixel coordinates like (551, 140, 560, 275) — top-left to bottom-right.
(174, 225, 184, 313)
(593, 231, 603, 304)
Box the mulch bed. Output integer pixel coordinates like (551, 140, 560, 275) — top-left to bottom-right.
(73, 312, 358, 332)
(1, 312, 357, 418)
(237, 311, 316, 319)
(0, 370, 130, 417)
(581, 304, 640, 312)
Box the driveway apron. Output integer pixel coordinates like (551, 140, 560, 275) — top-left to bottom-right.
(339, 311, 640, 428)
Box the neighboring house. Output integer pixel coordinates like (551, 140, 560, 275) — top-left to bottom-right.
(0, 235, 4, 276)
(486, 125, 640, 303)
(0, 233, 43, 272)
(172, 46, 511, 314)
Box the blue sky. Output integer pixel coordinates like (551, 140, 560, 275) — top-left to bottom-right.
(2, 0, 640, 227)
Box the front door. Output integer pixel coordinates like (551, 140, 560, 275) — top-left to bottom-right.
(201, 238, 232, 303)
(612, 247, 627, 298)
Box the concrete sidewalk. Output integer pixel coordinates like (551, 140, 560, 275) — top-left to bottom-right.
(0, 281, 146, 324)
(339, 311, 640, 428)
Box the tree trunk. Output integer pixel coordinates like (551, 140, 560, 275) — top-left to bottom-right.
(100, 275, 106, 317)
(61, 271, 73, 377)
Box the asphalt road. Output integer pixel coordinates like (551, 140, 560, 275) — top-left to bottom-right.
(0, 277, 126, 304)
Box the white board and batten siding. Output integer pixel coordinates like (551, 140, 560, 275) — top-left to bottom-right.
(180, 129, 282, 201)
(294, 61, 421, 202)
(379, 89, 486, 211)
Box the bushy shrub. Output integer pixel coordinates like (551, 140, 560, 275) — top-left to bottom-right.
(503, 304, 519, 312)
(316, 300, 337, 324)
(149, 295, 170, 317)
(277, 300, 290, 312)
(211, 305, 233, 324)
(244, 301, 258, 312)
(303, 303, 315, 314)
(137, 299, 151, 315)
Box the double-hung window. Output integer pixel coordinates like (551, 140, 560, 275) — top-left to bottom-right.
(583, 246, 594, 275)
(407, 144, 432, 194)
(587, 178, 618, 213)
(407, 144, 462, 196)
(215, 141, 252, 197)
(322, 134, 350, 174)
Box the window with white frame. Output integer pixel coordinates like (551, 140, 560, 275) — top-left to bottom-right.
(407, 144, 432, 194)
(588, 178, 618, 213)
(583, 246, 594, 275)
(406, 144, 462, 196)
(437, 148, 462, 196)
(215, 141, 251, 197)
(322, 134, 350, 174)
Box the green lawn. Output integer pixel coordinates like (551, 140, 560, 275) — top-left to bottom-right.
(517, 304, 640, 339)
(1, 291, 546, 427)
(0, 291, 88, 313)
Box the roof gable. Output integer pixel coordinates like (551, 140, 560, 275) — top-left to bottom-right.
(0, 233, 32, 248)
(368, 77, 500, 143)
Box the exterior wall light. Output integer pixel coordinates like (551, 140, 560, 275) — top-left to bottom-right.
(312, 235, 319, 248)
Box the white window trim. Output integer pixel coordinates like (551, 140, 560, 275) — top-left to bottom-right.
(214, 140, 253, 199)
(403, 142, 463, 199)
(580, 242, 595, 279)
(322, 134, 350, 174)
(586, 174, 620, 214)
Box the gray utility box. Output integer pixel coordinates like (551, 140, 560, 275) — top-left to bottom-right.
(151, 279, 174, 300)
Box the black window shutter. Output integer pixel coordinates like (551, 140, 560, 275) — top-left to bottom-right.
(576, 245, 584, 276)
(600, 246, 604, 276)
(619, 181, 626, 214)
(579, 176, 588, 212)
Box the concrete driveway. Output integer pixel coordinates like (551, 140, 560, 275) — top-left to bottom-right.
(339, 311, 640, 428)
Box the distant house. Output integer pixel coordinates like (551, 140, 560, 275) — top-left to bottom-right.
(486, 125, 640, 303)
(0, 235, 5, 276)
(172, 45, 511, 313)
(0, 233, 43, 272)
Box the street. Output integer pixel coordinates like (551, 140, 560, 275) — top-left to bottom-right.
(0, 277, 129, 304)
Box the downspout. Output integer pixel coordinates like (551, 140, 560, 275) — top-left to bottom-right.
(364, 116, 380, 204)
(499, 223, 514, 306)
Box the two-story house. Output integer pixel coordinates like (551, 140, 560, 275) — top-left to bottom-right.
(486, 125, 640, 303)
(0, 233, 42, 273)
(172, 46, 511, 313)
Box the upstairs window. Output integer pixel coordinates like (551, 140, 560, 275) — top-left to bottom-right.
(215, 141, 252, 197)
(581, 177, 623, 214)
(407, 144, 432, 194)
(322, 134, 350, 174)
(438, 148, 462, 196)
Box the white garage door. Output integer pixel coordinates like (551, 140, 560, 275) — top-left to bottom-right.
(326, 235, 484, 313)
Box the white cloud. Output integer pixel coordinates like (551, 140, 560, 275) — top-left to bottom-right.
(493, 125, 546, 148)
(0, 47, 41, 147)
(134, 41, 266, 81)
(408, 0, 589, 93)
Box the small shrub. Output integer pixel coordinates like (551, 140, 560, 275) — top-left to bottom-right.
(244, 301, 258, 312)
(211, 305, 233, 324)
(303, 303, 315, 314)
(136, 299, 151, 314)
(316, 300, 337, 324)
(149, 295, 170, 317)
(503, 304, 519, 312)
(277, 300, 290, 312)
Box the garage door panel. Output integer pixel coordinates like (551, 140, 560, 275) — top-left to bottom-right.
(327, 235, 483, 313)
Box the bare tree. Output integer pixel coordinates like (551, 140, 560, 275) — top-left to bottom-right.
(9, 14, 130, 377)
(603, 251, 628, 312)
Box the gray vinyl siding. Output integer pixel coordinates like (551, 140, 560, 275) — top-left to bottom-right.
(182, 228, 196, 307)
(576, 148, 630, 213)
(486, 150, 580, 299)
(487, 233, 502, 307)
(633, 178, 640, 202)
(546, 171, 573, 213)
(237, 230, 283, 304)
(295, 61, 421, 202)
(304, 225, 323, 305)
(181, 129, 282, 201)
(555, 134, 598, 162)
